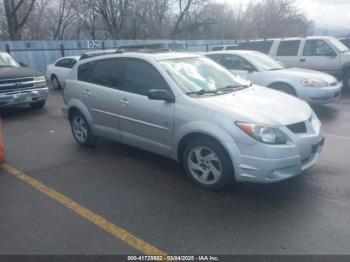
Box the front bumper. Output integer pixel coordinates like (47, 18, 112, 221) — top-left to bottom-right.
(228, 115, 324, 183)
(297, 82, 343, 104)
(0, 88, 49, 107)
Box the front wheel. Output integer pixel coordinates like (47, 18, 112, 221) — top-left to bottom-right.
(51, 75, 61, 89)
(182, 138, 235, 191)
(30, 100, 46, 109)
(70, 111, 96, 147)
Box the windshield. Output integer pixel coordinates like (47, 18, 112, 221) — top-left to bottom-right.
(0, 53, 20, 67)
(245, 52, 285, 71)
(160, 57, 243, 96)
(329, 38, 349, 53)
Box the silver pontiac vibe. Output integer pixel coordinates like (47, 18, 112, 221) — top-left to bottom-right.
(63, 52, 324, 190)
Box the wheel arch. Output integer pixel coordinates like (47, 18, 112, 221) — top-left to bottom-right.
(268, 81, 297, 95)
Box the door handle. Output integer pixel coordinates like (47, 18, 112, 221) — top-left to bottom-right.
(83, 90, 92, 96)
(120, 98, 130, 105)
(300, 58, 306, 62)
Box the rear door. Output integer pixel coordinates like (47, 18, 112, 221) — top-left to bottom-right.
(77, 58, 124, 140)
(274, 40, 302, 67)
(299, 39, 340, 73)
(118, 58, 175, 156)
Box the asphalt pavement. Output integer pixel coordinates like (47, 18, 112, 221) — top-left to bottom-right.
(0, 89, 349, 255)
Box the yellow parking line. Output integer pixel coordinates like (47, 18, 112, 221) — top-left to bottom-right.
(326, 134, 350, 140)
(0, 163, 167, 256)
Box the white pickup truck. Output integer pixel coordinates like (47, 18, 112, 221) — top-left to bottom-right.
(231, 36, 350, 88)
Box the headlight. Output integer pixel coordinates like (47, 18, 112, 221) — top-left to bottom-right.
(302, 79, 328, 87)
(34, 76, 47, 88)
(236, 122, 287, 145)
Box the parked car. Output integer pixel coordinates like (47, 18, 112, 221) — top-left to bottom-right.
(63, 52, 324, 190)
(211, 45, 239, 51)
(206, 50, 343, 104)
(0, 52, 48, 109)
(46, 56, 80, 89)
(233, 36, 350, 88)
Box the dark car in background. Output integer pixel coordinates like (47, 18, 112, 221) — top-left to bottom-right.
(0, 52, 48, 109)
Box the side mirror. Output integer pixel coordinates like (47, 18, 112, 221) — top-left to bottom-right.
(243, 65, 254, 72)
(147, 89, 175, 102)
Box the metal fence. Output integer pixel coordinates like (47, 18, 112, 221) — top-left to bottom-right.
(0, 39, 237, 73)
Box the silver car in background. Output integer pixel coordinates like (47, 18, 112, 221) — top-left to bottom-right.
(206, 50, 343, 104)
(63, 52, 324, 190)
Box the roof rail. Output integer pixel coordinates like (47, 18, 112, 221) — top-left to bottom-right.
(80, 49, 124, 60)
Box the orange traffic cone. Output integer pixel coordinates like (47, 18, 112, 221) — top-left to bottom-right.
(0, 118, 5, 163)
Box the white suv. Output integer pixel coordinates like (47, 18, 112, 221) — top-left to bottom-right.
(236, 36, 350, 88)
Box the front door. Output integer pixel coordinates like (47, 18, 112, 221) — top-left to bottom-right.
(118, 59, 175, 156)
(299, 39, 340, 74)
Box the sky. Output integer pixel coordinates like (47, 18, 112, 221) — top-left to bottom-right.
(218, 0, 350, 29)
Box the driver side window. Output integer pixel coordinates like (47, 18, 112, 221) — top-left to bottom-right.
(303, 40, 336, 56)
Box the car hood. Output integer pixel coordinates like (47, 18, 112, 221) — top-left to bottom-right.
(0, 66, 42, 79)
(200, 85, 312, 126)
(272, 67, 337, 83)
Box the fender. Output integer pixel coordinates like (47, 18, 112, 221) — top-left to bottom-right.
(67, 98, 95, 133)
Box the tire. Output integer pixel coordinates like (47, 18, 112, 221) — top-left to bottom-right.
(182, 137, 235, 191)
(70, 111, 96, 147)
(30, 100, 46, 109)
(269, 83, 296, 96)
(51, 75, 61, 89)
(343, 70, 350, 89)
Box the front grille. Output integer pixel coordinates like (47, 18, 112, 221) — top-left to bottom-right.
(0, 77, 36, 93)
(287, 121, 307, 133)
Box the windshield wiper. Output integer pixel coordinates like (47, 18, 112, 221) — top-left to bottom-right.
(218, 84, 250, 91)
(186, 89, 218, 96)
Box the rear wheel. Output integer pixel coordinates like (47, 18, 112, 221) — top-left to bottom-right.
(30, 100, 46, 109)
(51, 75, 61, 89)
(182, 137, 235, 191)
(269, 83, 296, 96)
(70, 111, 96, 147)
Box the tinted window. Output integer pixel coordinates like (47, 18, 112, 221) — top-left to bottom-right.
(212, 46, 224, 51)
(276, 40, 300, 56)
(238, 41, 273, 54)
(78, 59, 124, 88)
(208, 54, 251, 70)
(124, 60, 169, 96)
(55, 58, 76, 68)
(303, 40, 335, 56)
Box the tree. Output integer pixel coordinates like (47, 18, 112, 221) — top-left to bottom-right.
(94, 0, 130, 39)
(4, 0, 36, 40)
(50, 0, 79, 40)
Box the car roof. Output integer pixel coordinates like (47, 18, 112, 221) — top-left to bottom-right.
(79, 52, 202, 63)
(206, 50, 262, 56)
(58, 56, 80, 60)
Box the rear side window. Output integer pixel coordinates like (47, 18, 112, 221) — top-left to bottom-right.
(78, 59, 124, 88)
(276, 40, 300, 56)
(55, 58, 77, 68)
(208, 54, 251, 70)
(303, 40, 336, 56)
(123, 60, 169, 96)
(212, 46, 224, 51)
(238, 41, 273, 54)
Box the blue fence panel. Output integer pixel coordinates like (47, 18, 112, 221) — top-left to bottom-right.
(0, 39, 238, 73)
